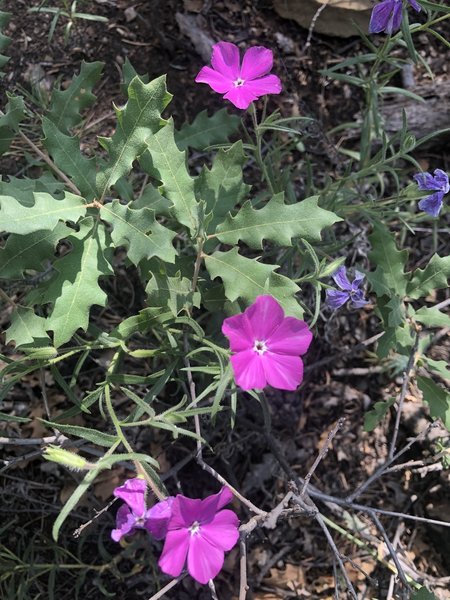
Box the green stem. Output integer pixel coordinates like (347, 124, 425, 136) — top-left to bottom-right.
(250, 102, 275, 195)
(257, 391, 272, 433)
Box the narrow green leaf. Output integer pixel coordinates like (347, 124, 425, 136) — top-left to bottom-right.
(205, 248, 303, 317)
(0, 8, 12, 76)
(39, 419, 118, 446)
(215, 194, 341, 249)
(108, 307, 173, 339)
(45, 218, 113, 347)
(141, 117, 199, 233)
(42, 118, 97, 200)
(407, 254, 450, 299)
(96, 75, 171, 199)
(100, 200, 176, 265)
(175, 108, 240, 151)
(5, 308, 50, 347)
(0, 412, 31, 423)
(0, 191, 86, 234)
(417, 376, 450, 430)
(47, 61, 104, 134)
(367, 223, 409, 297)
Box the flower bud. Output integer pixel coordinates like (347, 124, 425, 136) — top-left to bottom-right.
(43, 446, 93, 471)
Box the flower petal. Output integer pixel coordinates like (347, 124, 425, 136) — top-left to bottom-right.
(200, 509, 240, 551)
(245, 295, 285, 340)
(199, 487, 234, 523)
(332, 266, 352, 291)
(261, 352, 304, 390)
(369, 0, 397, 33)
(407, 0, 421, 12)
(433, 169, 449, 194)
(159, 528, 190, 578)
(351, 270, 365, 290)
(168, 495, 203, 529)
(418, 192, 444, 217)
(238, 74, 282, 97)
(230, 349, 267, 390)
(187, 533, 225, 584)
(240, 46, 274, 80)
(266, 317, 312, 356)
(223, 85, 259, 109)
(210, 41, 240, 80)
(414, 171, 439, 191)
(222, 312, 254, 352)
(111, 504, 136, 542)
(195, 65, 234, 94)
(326, 289, 350, 310)
(113, 478, 147, 516)
(386, 1, 403, 33)
(145, 497, 174, 540)
(351, 289, 369, 309)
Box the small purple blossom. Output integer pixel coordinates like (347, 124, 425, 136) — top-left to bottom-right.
(414, 169, 449, 217)
(111, 477, 174, 542)
(195, 41, 282, 110)
(326, 267, 368, 310)
(158, 487, 239, 584)
(369, 0, 421, 34)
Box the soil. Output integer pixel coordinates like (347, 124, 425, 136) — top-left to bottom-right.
(0, 1, 449, 599)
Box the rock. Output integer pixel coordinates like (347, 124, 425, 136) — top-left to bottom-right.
(273, 0, 373, 39)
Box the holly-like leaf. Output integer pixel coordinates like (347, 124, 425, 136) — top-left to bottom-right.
(0, 222, 71, 279)
(42, 118, 97, 200)
(413, 305, 450, 328)
(407, 254, 450, 299)
(46, 61, 104, 134)
(45, 218, 113, 347)
(417, 375, 450, 430)
(194, 141, 250, 234)
(0, 191, 86, 234)
(215, 194, 341, 249)
(5, 308, 50, 347)
(0, 94, 25, 154)
(140, 117, 198, 233)
(364, 398, 395, 432)
(367, 223, 409, 297)
(423, 357, 450, 381)
(96, 75, 171, 200)
(146, 271, 201, 316)
(100, 200, 176, 266)
(175, 108, 240, 151)
(205, 248, 303, 317)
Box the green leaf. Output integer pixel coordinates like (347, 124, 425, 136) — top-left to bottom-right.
(364, 398, 395, 432)
(96, 75, 171, 200)
(414, 306, 450, 328)
(40, 419, 118, 446)
(108, 307, 173, 340)
(175, 108, 240, 151)
(194, 140, 251, 235)
(44, 218, 113, 347)
(42, 118, 97, 200)
(0, 412, 31, 423)
(0, 221, 71, 279)
(417, 376, 450, 430)
(422, 357, 450, 381)
(215, 194, 341, 249)
(367, 223, 408, 297)
(140, 117, 199, 233)
(0, 191, 86, 234)
(0, 94, 25, 154)
(100, 200, 176, 265)
(407, 254, 450, 299)
(46, 61, 104, 134)
(411, 587, 438, 600)
(132, 182, 172, 216)
(5, 308, 50, 347)
(205, 248, 303, 317)
(146, 271, 201, 316)
(0, 8, 11, 76)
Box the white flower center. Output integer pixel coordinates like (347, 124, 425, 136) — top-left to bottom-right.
(189, 521, 201, 535)
(233, 77, 245, 87)
(253, 340, 268, 355)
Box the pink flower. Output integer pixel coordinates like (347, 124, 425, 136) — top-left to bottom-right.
(111, 477, 174, 542)
(195, 41, 282, 110)
(158, 487, 239, 584)
(222, 295, 313, 391)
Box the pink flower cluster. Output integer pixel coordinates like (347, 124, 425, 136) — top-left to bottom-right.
(112, 478, 239, 585)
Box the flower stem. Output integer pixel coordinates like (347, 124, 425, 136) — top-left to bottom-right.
(257, 391, 272, 433)
(250, 102, 275, 195)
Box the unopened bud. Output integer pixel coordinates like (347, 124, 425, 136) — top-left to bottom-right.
(43, 446, 94, 471)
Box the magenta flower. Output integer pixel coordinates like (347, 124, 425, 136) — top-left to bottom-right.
(222, 295, 312, 391)
(111, 477, 174, 542)
(369, 0, 421, 34)
(414, 169, 449, 217)
(158, 487, 239, 584)
(195, 41, 282, 110)
(326, 267, 368, 310)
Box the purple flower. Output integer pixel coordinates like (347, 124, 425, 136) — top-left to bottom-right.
(414, 169, 449, 217)
(158, 487, 239, 584)
(326, 267, 368, 310)
(222, 295, 313, 392)
(111, 477, 174, 542)
(195, 41, 282, 110)
(369, 0, 421, 34)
